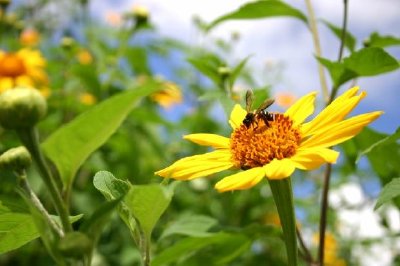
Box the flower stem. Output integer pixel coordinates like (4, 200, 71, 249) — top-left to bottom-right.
(318, 1, 349, 265)
(17, 127, 73, 233)
(16, 170, 64, 237)
(329, 0, 349, 103)
(269, 178, 298, 266)
(304, 0, 329, 102)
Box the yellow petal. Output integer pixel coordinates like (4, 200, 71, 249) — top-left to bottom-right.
(184, 134, 230, 149)
(263, 158, 296, 180)
(301, 111, 383, 149)
(302, 87, 366, 136)
(229, 104, 247, 129)
(155, 150, 233, 180)
(291, 148, 339, 170)
(284, 91, 317, 127)
(215, 167, 265, 192)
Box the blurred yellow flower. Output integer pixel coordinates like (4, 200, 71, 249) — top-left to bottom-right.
(275, 91, 297, 108)
(156, 87, 382, 192)
(0, 48, 48, 95)
(151, 82, 182, 109)
(20, 28, 40, 46)
(79, 92, 97, 105)
(313, 232, 347, 266)
(77, 49, 93, 65)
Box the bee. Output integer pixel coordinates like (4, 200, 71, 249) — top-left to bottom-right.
(242, 90, 275, 128)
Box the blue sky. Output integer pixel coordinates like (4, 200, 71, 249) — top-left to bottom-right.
(91, 0, 400, 134)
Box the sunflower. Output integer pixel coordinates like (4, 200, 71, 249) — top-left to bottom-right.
(151, 81, 182, 109)
(155, 87, 382, 192)
(0, 48, 48, 94)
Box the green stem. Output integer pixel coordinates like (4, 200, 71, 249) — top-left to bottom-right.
(16, 170, 64, 237)
(269, 178, 298, 266)
(17, 127, 73, 233)
(304, 0, 329, 102)
(318, 1, 349, 265)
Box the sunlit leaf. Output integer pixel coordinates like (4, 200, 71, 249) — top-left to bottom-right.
(366, 32, 400, 48)
(93, 171, 131, 201)
(125, 184, 173, 241)
(375, 177, 400, 210)
(160, 213, 218, 239)
(187, 54, 224, 86)
(321, 20, 356, 52)
(42, 82, 161, 188)
(317, 47, 399, 88)
(207, 0, 307, 31)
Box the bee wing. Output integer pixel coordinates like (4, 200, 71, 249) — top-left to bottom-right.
(245, 90, 254, 112)
(256, 98, 274, 113)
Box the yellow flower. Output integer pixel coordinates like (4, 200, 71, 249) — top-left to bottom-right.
(151, 82, 182, 108)
(0, 48, 48, 94)
(20, 28, 40, 46)
(155, 87, 382, 192)
(79, 92, 97, 105)
(76, 49, 93, 65)
(313, 232, 347, 266)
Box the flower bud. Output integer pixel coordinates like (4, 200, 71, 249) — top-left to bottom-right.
(0, 87, 47, 129)
(0, 146, 31, 171)
(217, 66, 231, 79)
(58, 232, 92, 258)
(132, 5, 149, 27)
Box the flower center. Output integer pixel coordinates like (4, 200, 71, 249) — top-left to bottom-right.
(0, 53, 27, 77)
(230, 113, 301, 169)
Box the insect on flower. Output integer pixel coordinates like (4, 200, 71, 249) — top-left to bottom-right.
(242, 90, 275, 129)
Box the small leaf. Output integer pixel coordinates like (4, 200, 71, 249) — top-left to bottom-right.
(366, 32, 400, 48)
(160, 213, 218, 239)
(125, 184, 173, 241)
(316, 57, 357, 89)
(228, 56, 252, 89)
(93, 171, 131, 201)
(268, 178, 297, 266)
(321, 20, 356, 52)
(187, 55, 224, 86)
(207, 0, 307, 31)
(125, 46, 151, 75)
(375, 177, 400, 210)
(42, 82, 161, 188)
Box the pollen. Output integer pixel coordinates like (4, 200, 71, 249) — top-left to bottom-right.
(230, 113, 301, 169)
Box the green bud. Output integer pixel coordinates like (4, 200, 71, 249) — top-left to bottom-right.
(363, 37, 371, 47)
(132, 5, 149, 27)
(60, 37, 75, 49)
(0, 146, 31, 171)
(58, 232, 92, 258)
(0, 87, 47, 129)
(217, 66, 231, 78)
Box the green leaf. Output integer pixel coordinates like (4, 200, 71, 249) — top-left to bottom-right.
(321, 20, 356, 52)
(366, 32, 400, 48)
(80, 198, 121, 243)
(228, 56, 251, 89)
(93, 171, 135, 235)
(343, 47, 399, 76)
(187, 54, 224, 86)
(125, 184, 172, 239)
(268, 178, 297, 266)
(125, 184, 173, 241)
(42, 83, 161, 188)
(125, 46, 151, 75)
(152, 232, 251, 266)
(207, 0, 307, 31)
(375, 177, 400, 210)
(317, 47, 399, 88)
(160, 213, 218, 239)
(0, 213, 39, 254)
(93, 171, 131, 201)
